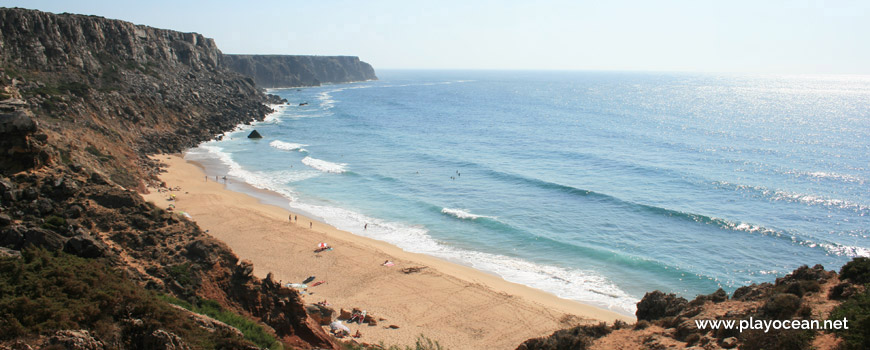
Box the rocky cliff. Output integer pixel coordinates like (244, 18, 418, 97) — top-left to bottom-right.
(0, 7, 335, 349)
(223, 54, 377, 88)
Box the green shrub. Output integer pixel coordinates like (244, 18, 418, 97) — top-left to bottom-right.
(160, 294, 281, 349)
(829, 288, 870, 350)
(633, 320, 650, 330)
(739, 329, 815, 350)
(762, 293, 802, 319)
(840, 257, 870, 284)
(41, 215, 67, 231)
(0, 248, 252, 348)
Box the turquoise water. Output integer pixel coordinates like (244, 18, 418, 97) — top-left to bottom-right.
(187, 71, 870, 315)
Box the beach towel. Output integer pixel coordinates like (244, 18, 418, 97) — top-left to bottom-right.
(330, 321, 350, 334)
(311, 281, 325, 287)
(302, 276, 316, 284)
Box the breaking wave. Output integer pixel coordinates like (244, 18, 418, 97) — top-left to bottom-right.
(302, 156, 347, 173)
(269, 140, 308, 152)
(441, 208, 496, 220)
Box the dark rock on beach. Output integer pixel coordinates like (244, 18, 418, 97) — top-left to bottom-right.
(247, 129, 263, 139)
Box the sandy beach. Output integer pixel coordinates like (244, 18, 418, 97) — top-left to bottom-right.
(142, 154, 633, 350)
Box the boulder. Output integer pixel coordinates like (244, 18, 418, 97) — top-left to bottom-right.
(306, 303, 336, 325)
(0, 226, 24, 247)
(0, 247, 20, 258)
(64, 234, 108, 258)
(675, 319, 700, 341)
(23, 227, 66, 251)
(247, 130, 262, 139)
(0, 214, 12, 226)
(142, 329, 190, 350)
(49, 330, 106, 350)
(339, 308, 352, 320)
(710, 288, 728, 303)
(89, 190, 138, 209)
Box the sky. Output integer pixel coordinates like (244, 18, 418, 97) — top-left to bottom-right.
(4, 0, 869, 74)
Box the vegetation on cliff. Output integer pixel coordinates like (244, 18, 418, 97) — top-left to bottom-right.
(0, 248, 257, 348)
(0, 7, 334, 349)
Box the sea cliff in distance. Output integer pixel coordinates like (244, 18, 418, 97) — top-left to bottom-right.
(0, 6, 868, 350)
(223, 54, 378, 87)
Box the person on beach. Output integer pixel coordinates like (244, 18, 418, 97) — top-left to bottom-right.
(364, 223, 368, 230)
(310, 222, 313, 229)
(289, 215, 292, 222)
(295, 215, 297, 222)
(204, 175, 207, 182)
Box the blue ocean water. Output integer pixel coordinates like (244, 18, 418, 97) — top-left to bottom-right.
(187, 71, 870, 315)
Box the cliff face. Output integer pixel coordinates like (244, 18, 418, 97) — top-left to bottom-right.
(0, 8, 221, 73)
(223, 54, 378, 88)
(0, 7, 335, 349)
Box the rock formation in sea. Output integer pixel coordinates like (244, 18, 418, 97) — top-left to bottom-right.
(0, 7, 334, 349)
(223, 54, 378, 88)
(247, 129, 263, 139)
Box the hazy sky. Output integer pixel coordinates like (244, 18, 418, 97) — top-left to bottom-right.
(5, 0, 869, 73)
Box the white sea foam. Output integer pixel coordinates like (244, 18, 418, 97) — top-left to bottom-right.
(289, 201, 638, 314)
(263, 103, 290, 123)
(186, 145, 303, 201)
(769, 191, 869, 213)
(441, 208, 496, 220)
(818, 243, 870, 258)
(316, 90, 337, 109)
(302, 156, 347, 173)
(714, 181, 869, 214)
(269, 140, 308, 152)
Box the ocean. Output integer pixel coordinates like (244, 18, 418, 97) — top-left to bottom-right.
(186, 70, 870, 315)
